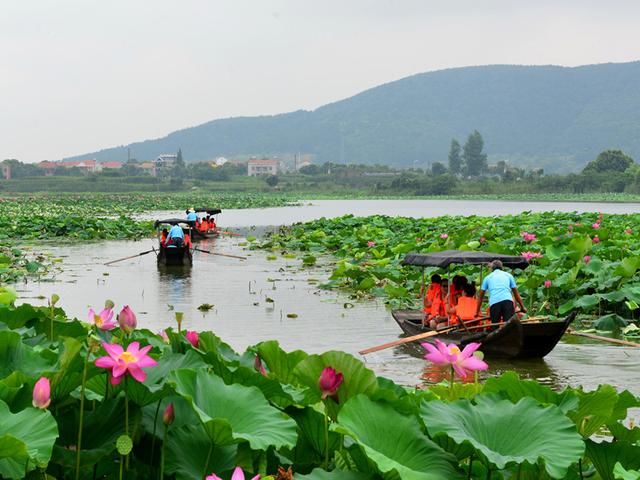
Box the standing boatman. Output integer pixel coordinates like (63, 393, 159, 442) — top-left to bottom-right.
(475, 259, 527, 323)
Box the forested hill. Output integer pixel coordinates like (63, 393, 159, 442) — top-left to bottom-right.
(66, 61, 640, 173)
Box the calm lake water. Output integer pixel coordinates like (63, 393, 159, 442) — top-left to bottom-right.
(15, 199, 640, 392)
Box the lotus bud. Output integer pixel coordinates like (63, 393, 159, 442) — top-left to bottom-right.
(592, 235, 600, 244)
(185, 330, 199, 348)
(32, 377, 51, 409)
(544, 280, 552, 288)
(49, 293, 60, 307)
(254, 354, 267, 377)
(117, 306, 137, 334)
(583, 255, 591, 264)
(104, 299, 115, 309)
(158, 330, 170, 343)
(175, 312, 184, 332)
(318, 366, 344, 400)
(162, 402, 175, 426)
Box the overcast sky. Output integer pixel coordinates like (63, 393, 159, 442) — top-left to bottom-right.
(2, 0, 639, 162)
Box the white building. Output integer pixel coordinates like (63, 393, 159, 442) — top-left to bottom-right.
(248, 159, 279, 176)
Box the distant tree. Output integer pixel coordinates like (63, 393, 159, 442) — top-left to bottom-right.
(265, 175, 279, 187)
(299, 164, 322, 175)
(462, 130, 488, 176)
(172, 148, 186, 178)
(448, 139, 462, 175)
(582, 149, 635, 174)
(431, 162, 447, 176)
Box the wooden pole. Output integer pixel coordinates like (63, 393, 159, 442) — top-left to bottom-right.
(104, 249, 155, 266)
(193, 247, 247, 260)
(566, 329, 640, 348)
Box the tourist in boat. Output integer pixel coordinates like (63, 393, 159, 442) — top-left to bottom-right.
(475, 259, 527, 324)
(427, 278, 449, 329)
(199, 217, 209, 232)
(184, 230, 192, 248)
(446, 275, 468, 322)
(166, 224, 185, 247)
(448, 283, 480, 326)
(160, 228, 168, 247)
(422, 274, 442, 313)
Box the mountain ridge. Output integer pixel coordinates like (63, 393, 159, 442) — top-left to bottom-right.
(64, 61, 640, 173)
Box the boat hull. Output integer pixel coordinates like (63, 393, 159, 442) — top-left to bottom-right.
(157, 245, 192, 266)
(390, 310, 576, 359)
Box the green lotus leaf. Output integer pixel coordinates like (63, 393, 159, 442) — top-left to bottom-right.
(567, 384, 621, 437)
(257, 340, 308, 384)
(0, 331, 55, 380)
(585, 439, 640, 480)
(483, 371, 578, 413)
(296, 469, 376, 480)
(420, 395, 584, 478)
(593, 314, 628, 331)
(614, 462, 640, 480)
(0, 287, 17, 306)
(293, 351, 378, 407)
(334, 395, 462, 480)
(170, 368, 297, 450)
(0, 400, 58, 478)
(165, 424, 237, 480)
(614, 257, 640, 278)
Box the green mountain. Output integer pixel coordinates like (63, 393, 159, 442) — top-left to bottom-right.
(66, 61, 640, 173)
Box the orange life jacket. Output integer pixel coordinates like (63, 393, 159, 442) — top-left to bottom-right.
(423, 283, 441, 311)
(456, 296, 478, 321)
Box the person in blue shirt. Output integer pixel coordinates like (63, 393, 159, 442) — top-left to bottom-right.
(186, 209, 197, 222)
(166, 224, 185, 247)
(475, 259, 527, 324)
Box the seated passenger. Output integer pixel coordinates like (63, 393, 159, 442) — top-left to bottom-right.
(448, 284, 480, 326)
(423, 274, 442, 313)
(160, 228, 168, 247)
(447, 275, 469, 325)
(200, 218, 209, 232)
(184, 231, 192, 248)
(427, 279, 449, 329)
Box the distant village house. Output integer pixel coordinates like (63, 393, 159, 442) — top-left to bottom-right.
(247, 158, 279, 176)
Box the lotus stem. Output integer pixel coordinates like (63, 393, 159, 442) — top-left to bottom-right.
(125, 376, 130, 469)
(203, 441, 213, 477)
(467, 454, 473, 480)
(150, 399, 162, 467)
(450, 366, 455, 394)
(159, 425, 167, 480)
(324, 408, 329, 469)
(75, 346, 90, 480)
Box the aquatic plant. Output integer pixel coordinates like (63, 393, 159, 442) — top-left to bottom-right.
(0, 298, 639, 479)
(422, 340, 488, 380)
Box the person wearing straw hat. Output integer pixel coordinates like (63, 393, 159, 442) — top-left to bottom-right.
(475, 259, 526, 324)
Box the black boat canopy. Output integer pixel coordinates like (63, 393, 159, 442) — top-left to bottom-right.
(154, 219, 192, 228)
(402, 250, 529, 269)
(195, 208, 222, 215)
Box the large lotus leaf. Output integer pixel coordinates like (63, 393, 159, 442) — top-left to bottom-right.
(257, 340, 308, 383)
(614, 462, 640, 480)
(198, 331, 242, 364)
(593, 314, 628, 331)
(420, 395, 584, 479)
(49, 336, 84, 399)
(0, 435, 29, 479)
(296, 469, 376, 480)
(483, 371, 578, 413)
(170, 368, 297, 450)
(567, 235, 592, 261)
(165, 424, 237, 480)
(0, 371, 29, 407)
(284, 406, 341, 467)
(614, 257, 640, 278)
(567, 384, 620, 437)
(0, 400, 58, 478)
(0, 287, 17, 306)
(0, 331, 55, 379)
(127, 350, 206, 406)
(585, 439, 640, 480)
(293, 351, 378, 406)
(608, 422, 640, 444)
(334, 395, 462, 480)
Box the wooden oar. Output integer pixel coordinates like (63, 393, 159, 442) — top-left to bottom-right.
(566, 329, 640, 348)
(359, 318, 486, 355)
(193, 247, 247, 260)
(104, 249, 155, 266)
(219, 230, 242, 237)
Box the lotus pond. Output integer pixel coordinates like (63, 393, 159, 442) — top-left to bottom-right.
(2, 292, 640, 480)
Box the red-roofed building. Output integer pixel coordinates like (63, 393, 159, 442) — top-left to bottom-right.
(248, 159, 279, 176)
(101, 161, 122, 169)
(38, 161, 58, 176)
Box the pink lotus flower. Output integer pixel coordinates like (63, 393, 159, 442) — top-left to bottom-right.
(163, 403, 175, 425)
(521, 251, 543, 261)
(422, 339, 488, 379)
(592, 222, 601, 229)
(367, 241, 376, 248)
(158, 330, 170, 343)
(544, 280, 552, 288)
(583, 255, 591, 264)
(521, 232, 536, 243)
(440, 233, 449, 239)
(206, 467, 259, 480)
(625, 228, 633, 235)
(319, 366, 344, 400)
(95, 341, 157, 385)
(254, 354, 267, 377)
(185, 330, 199, 348)
(32, 377, 51, 409)
(592, 235, 600, 244)
(117, 306, 137, 334)
(89, 307, 116, 331)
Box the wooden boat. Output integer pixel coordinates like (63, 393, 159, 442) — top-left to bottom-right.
(190, 208, 222, 240)
(154, 219, 193, 267)
(391, 310, 576, 359)
(392, 250, 574, 358)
